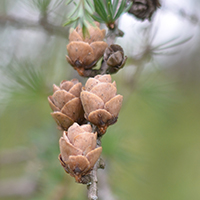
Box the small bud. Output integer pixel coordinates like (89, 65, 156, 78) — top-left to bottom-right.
(58, 123, 102, 183)
(80, 74, 123, 135)
(104, 44, 127, 74)
(66, 22, 108, 76)
(48, 79, 84, 130)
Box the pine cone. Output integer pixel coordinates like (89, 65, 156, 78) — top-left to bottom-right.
(128, 0, 161, 21)
(66, 22, 108, 76)
(104, 44, 127, 74)
(48, 79, 84, 130)
(58, 123, 102, 183)
(80, 74, 123, 135)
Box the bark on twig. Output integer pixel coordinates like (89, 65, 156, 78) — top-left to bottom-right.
(87, 135, 105, 200)
(87, 159, 99, 200)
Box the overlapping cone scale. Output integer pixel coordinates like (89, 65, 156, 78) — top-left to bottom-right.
(66, 22, 108, 73)
(104, 44, 127, 74)
(58, 123, 102, 183)
(80, 74, 123, 132)
(48, 79, 84, 131)
(128, 0, 161, 21)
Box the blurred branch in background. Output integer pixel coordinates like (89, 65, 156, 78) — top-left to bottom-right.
(0, 0, 69, 37)
(0, 14, 68, 37)
(0, 0, 200, 200)
(0, 147, 32, 165)
(162, 1, 199, 25)
(0, 177, 38, 198)
(98, 169, 118, 200)
(120, 21, 193, 94)
(0, 147, 40, 198)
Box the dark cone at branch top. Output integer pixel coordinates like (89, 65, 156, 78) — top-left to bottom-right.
(80, 74, 123, 135)
(104, 44, 127, 74)
(66, 22, 108, 76)
(128, 0, 161, 21)
(58, 123, 102, 183)
(48, 79, 85, 131)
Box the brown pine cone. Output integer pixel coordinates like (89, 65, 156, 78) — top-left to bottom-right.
(128, 0, 161, 21)
(104, 44, 127, 74)
(48, 79, 84, 131)
(58, 123, 102, 183)
(66, 22, 108, 76)
(80, 74, 123, 135)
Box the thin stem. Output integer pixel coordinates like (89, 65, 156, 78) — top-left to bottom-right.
(87, 128, 104, 200)
(87, 159, 99, 200)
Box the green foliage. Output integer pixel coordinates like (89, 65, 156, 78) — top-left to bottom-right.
(0, 59, 49, 107)
(109, 88, 200, 200)
(63, 0, 95, 36)
(30, 0, 64, 14)
(31, 0, 52, 13)
(63, 0, 132, 34)
(92, 0, 132, 28)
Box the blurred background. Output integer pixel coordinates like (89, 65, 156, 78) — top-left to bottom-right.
(0, 0, 200, 200)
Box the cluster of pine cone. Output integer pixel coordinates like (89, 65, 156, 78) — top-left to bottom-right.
(48, 23, 124, 183)
(48, 0, 162, 182)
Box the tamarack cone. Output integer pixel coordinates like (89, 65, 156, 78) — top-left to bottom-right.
(48, 79, 84, 130)
(59, 123, 102, 183)
(66, 22, 108, 76)
(80, 74, 123, 135)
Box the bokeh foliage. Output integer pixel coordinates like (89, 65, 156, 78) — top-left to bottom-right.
(0, 0, 200, 200)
